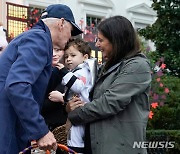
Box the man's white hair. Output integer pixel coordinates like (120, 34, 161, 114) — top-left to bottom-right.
(41, 18, 60, 25)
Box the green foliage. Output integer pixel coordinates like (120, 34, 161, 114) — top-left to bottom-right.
(162, 75, 180, 107)
(138, 0, 180, 76)
(148, 75, 180, 130)
(147, 130, 180, 154)
(139, 37, 179, 129)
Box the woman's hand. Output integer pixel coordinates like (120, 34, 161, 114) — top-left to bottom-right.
(49, 91, 64, 103)
(66, 97, 85, 113)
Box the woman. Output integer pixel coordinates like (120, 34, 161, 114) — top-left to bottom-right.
(66, 16, 152, 154)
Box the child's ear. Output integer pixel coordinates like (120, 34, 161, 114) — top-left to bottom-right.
(84, 54, 89, 60)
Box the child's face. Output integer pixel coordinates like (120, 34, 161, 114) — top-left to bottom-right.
(64, 46, 88, 70)
(52, 47, 64, 67)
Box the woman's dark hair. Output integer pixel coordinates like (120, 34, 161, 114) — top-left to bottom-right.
(97, 16, 140, 70)
(65, 38, 91, 58)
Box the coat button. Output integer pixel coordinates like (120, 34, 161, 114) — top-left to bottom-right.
(121, 143, 124, 146)
(96, 142, 99, 144)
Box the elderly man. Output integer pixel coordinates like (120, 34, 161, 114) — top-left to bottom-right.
(0, 4, 82, 153)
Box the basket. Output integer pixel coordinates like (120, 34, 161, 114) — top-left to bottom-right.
(52, 124, 67, 146)
(19, 126, 77, 154)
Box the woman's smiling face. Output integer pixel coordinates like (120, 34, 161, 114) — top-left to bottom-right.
(95, 32, 113, 62)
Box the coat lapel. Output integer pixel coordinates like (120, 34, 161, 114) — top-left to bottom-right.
(96, 61, 123, 83)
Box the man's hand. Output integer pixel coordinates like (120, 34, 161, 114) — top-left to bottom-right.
(37, 131, 57, 151)
(66, 97, 85, 113)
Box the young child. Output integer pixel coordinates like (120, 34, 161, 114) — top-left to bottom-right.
(56, 38, 97, 153)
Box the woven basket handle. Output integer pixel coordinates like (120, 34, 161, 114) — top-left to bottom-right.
(19, 143, 77, 154)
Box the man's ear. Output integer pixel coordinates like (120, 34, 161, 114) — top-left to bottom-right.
(58, 18, 65, 30)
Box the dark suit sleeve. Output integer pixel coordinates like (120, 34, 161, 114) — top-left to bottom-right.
(5, 31, 49, 140)
(45, 67, 67, 96)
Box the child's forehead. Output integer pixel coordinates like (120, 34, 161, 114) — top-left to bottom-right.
(65, 45, 80, 54)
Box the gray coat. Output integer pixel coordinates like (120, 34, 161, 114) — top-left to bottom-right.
(69, 54, 152, 154)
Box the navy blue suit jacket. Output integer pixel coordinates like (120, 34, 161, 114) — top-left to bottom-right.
(0, 20, 52, 153)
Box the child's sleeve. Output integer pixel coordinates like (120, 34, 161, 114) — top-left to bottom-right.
(64, 67, 89, 94)
(59, 67, 89, 94)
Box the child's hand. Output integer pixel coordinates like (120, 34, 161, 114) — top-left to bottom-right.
(49, 91, 64, 103)
(55, 63, 64, 70)
(65, 118, 72, 134)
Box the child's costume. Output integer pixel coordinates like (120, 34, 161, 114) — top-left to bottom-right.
(59, 58, 97, 153)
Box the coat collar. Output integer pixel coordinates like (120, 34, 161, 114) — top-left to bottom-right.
(97, 53, 148, 82)
(101, 53, 147, 76)
(103, 62, 123, 77)
(96, 61, 123, 83)
(32, 20, 53, 58)
(32, 20, 52, 41)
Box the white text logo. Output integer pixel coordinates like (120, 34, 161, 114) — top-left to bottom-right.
(133, 141, 175, 149)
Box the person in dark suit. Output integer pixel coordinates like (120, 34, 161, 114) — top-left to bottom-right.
(41, 47, 67, 132)
(0, 4, 82, 153)
(41, 47, 67, 154)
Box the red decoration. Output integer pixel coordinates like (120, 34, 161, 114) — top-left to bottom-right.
(148, 57, 170, 119)
(149, 111, 154, 119)
(156, 78, 161, 82)
(164, 88, 170, 93)
(159, 83, 164, 87)
(28, 7, 44, 29)
(151, 102, 158, 109)
(160, 63, 166, 69)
